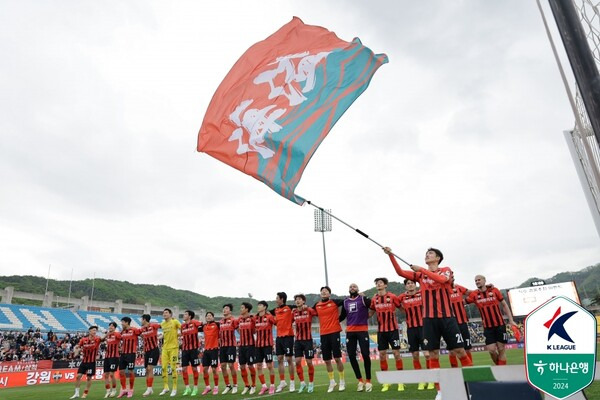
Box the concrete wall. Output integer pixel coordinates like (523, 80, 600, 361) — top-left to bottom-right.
(0, 286, 215, 318)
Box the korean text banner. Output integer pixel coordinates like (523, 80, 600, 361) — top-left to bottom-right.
(197, 17, 387, 204)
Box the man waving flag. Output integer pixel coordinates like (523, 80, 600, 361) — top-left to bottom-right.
(198, 17, 387, 204)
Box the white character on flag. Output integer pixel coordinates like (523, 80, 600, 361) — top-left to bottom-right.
(253, 51, 331, 106)
(228, 99, 286, 159)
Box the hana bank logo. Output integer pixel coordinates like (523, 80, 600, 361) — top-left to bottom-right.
(544, 306, 577, 350)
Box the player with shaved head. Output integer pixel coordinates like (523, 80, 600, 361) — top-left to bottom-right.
(343, 283, 372, 392)
(466, 275, 516, 365)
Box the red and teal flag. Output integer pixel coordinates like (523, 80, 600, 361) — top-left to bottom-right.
(197, 17, 387, 204)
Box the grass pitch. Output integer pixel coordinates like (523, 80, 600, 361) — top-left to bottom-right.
(3, 349, 598, 399)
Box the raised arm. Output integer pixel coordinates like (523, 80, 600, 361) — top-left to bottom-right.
(384, 247, 418, 280)
(417, 268, 450, 284)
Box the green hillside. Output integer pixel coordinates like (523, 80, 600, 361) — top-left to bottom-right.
(517, 263, 600, 300)
(0, 275, 258, 312)
(0, 276, 339, 312)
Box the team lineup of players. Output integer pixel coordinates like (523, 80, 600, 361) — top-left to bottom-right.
(69, 247, 517, 400)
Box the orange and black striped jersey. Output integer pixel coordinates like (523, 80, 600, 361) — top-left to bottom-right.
(79, 336, 101, 363)
(388, 255, 455, 319)
(181, 320, 202, 351)
(292, 307, 316, 341)
(201, 321, 220, 350)
(255, 313, 276, 347)
(314, 299, 343, 335)
(104, 331, 121, 359)
(466, 288, 505, 328)
(238, 315, 255, 346)
(140, 323, 161, 352)
(398, 290, 423, 328)
(218, 317, 238, 347)
(120, 328, 140, 355)
(370, 292, 401, 332)
(450, 284, 469, 324)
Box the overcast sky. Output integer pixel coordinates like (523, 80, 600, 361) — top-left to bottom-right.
(1, 0, 599, 303)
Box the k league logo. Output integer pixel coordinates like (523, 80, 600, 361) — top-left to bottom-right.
(525, 296, 597, 400)
(544, 306, 577, 350)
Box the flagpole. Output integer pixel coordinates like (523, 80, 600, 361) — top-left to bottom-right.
(306, 200, 412, 267)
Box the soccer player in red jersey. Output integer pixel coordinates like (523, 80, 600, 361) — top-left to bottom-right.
(292, 294, 317, 394)
(448, 280, 473, 368)
(398, 279, 432, 391)
(466, 275, 516, 366)
(255, 301, 277, 395)
(238, 302, 257, 395)
(102, 322, 121, 398)
(117, 317, 140, 399)
(272, 292, 296, 393)
(200, 311, 220, 395)
(368, 277, 405, 392)
(180, 310, 202, 396)
(384, 247, 472, 400)
(139, 314, 160, 397)
(70, 325, 101, 399)
(313, 286, 345, 393)
(219, 304, 239, 394)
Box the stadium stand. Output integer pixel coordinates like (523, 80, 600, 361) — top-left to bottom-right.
(0, 329, 86, 362)
(0, 304, 87, 333)
(0, 304, 144, 333)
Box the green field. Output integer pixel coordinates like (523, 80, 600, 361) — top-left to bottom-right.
(3, 349, 599, 399)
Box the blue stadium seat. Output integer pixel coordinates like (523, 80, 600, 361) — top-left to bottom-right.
(0, 304, 88, 332)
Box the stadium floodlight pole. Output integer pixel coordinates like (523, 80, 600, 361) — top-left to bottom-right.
(90, 272, 95, 311)
(306, 200, 412, 267)
(67, 268, 73, 309)
(44, 264, 51, 294)
(314, 207, 332, 286)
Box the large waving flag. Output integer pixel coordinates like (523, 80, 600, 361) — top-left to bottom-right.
(198, 17, 387, 204)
